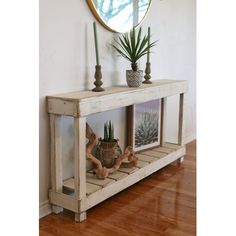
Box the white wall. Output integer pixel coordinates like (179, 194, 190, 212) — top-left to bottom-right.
(39, 0, 196, 214)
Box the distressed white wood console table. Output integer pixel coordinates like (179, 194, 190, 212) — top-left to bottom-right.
(47, 79, 188, 222)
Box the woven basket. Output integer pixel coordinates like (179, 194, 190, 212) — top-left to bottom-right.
(96, 138, 122, 168)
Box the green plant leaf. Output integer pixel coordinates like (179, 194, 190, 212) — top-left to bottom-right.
(123, 33, 132, 57)
(111, 27, 157, 67)
(135, 27, 142, 53)
(112, 45, 132, 62)
(118, 36, 132, 56)
(113, 38, 130, 57)
(104, 122, 109, 141)
(130, 27, 136, 57)
(136, 35, 148, 57)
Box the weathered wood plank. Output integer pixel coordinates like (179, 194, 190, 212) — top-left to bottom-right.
(87, 147, 186, 210)
(118, 166, 139, 174)
(48, 98, 77, 117)
(79, 81, 188, 116)
(86, 173, 115, 187)
(126, 105, 134, 147)
(49, 114, 56, 192)
(49, 114, 63, 213)
(163, 142, 181, 150)
(136, 160, 149, 168)
(86, 183, 102, 195)
(47, 80, 187, 101)
(141, 150, 166, 158)
(63, 178, 102, 195)
(178, 93, 184, 146)
(73, 117, 87, 216)
(49, 190, 78, 213)
(135, 154, 157, 163)
(108, 171, 128, 180)
(63, 178, 74, 191)
(47, 80, 188, 117)
(75, 212, 87, 222)
(160, 97, 167, 146)
(88, 169, 130, 180)
(177, 156, 185, 164)
(154, 146, 174, 154)
(74, 117, 86, 200)
(49, 115, 63, 192)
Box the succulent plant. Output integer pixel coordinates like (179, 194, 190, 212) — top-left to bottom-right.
(112, 27, 157, 71)
(103, 120, 115, 142)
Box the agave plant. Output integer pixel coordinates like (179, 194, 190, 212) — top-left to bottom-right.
(103, 120, 115, 142)
(112, 27, 157, 71)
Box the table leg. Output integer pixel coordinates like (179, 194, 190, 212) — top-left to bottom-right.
(178, 93, 184, 146)
(177, 94, 185, 164)
(74, 117, 87, 221)
(160, 97, 167, 146)
(177, 156, 185, 165)
(75, 212, 87, 222)
(49, 114, 63, 213)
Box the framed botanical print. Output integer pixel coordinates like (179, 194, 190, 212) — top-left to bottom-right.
(127, 99, 161, 152)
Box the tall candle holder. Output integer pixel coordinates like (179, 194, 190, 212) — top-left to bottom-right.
(143, 62, 152, 84)
(92, 22, 104, 92)
(143, 27, 152, 84)
(92, 65, 104, 92)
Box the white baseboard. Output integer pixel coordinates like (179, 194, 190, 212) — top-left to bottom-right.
(183, 133, 196, 144)
(39, 200, 52, 219)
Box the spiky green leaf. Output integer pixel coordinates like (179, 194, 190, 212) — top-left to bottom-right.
(111, 27, 157, 68)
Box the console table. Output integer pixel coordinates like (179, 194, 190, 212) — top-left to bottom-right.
(47, 79, 188, 222)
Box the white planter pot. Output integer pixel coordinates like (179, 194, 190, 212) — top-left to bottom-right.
(126, 70, 143, 87)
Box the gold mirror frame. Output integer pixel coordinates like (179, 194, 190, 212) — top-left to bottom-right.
(86, 0, 152, 33)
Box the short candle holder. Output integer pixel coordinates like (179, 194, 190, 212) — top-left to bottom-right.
(143, 62, 152, 84)
(92, 65, 105, 92)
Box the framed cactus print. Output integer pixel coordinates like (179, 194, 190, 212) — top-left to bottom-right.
(130, 99, 161, 152)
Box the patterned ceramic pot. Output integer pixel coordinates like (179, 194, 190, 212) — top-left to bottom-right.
(96, 138, 122, 168)
(126, 70, 143, 87)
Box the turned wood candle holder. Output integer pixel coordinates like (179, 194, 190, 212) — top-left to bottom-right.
(143, 62, 152, 84)
(92, 65, 105, 92)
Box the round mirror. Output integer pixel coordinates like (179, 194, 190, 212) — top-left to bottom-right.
(87, 0, 152, 33)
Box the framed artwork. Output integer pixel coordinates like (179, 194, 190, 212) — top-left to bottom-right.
(129, 99, 161, 152)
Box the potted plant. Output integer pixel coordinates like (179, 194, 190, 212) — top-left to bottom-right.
(96, 121, 122, 168)
(112, 27, 157, 87)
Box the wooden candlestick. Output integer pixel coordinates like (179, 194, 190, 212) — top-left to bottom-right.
(143, 62, 152, 84)
(92, 65, 105, 92)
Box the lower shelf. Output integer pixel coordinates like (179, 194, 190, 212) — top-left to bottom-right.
(62, 142, 185, 210)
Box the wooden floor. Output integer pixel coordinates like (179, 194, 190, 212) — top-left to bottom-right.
(40, 140, 196, 236)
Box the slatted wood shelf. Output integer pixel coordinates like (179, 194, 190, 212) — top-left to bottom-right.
(61, 143, 185, 210)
